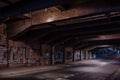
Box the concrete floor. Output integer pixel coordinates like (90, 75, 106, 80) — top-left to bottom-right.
(0, 59, 120, 80)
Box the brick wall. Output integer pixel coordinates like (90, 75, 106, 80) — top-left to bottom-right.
(0, 23, 73, 68)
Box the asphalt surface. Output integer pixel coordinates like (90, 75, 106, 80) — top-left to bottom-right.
(0, 59, 120, 80)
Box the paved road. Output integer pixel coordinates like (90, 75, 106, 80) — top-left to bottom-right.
(0, 59, 120, 80)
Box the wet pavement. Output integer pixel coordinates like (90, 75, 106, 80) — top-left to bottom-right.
(0, 59, 120, 80)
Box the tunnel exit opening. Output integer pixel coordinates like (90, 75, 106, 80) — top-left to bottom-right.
(91, 47, 120, 59)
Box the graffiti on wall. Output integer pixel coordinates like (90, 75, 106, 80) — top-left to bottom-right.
(9, 47, 36, 64)
(18, 47, 26, 63)
(0, 46, 7, 64)
(9, 47, 26, 64)
(27, 48, 35, 64)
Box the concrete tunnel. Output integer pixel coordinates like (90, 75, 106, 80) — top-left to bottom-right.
(0, 0, 120, 80)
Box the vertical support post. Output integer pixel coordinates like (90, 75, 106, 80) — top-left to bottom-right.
(6, 39, 9, 67)
(88, 51, 90, 60)
(86, 50, 88, 60)
(89, 52, 92, 59)
(84, 50, 86, 60)
(63, 47, 66, 64)
(72, 48, 75, 62)
(81, 50, 83, 60)
(85, 50, 88, 60)
(79, 50, 81, 60)
(83, 50, 87, 60)
(88, 50, 90, 60)
(39, 44, 42, 65)
(6, 27, 9, 67)
(50, 45, 54, 65)
(85, 51, 87, 60)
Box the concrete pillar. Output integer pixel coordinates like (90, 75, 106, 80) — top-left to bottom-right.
(50, 46, 55, 65)
(87, 51, 91, 60)
(81, 49, 89, 60)
(84, 53, 86, 60)
(89, 52, 93, 59)
(83, 50, 87, 60)
(85, 50, 91, 60)
(6, 40, 9, 67)
(81, 50, 84, 60)
(79, 50, 81, 60)
(85, 50, 88, 60)
(63, 48, 66, 64)
(72, 48, 75, 62)
(76, 50, 81, 61)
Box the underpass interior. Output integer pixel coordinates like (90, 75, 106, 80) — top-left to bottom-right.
(0, 0, 120, 80)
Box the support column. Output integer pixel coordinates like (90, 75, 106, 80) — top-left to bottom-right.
(50, 46, 55, 65)
(87, 51, 90, 60)
(89, 52, 92, 59)
(6, 26, 9, 67)
(72, 48, 75, 62)
(79, 50, 81, 60)
(38, 45, 42, 65)
(6, 38, 9, 67)
(85, 50, 89, 60)
(63, 47, 66, 64)
(85, 50, 88, 60)
(84, 50, 87, 60)
(81, 50, 84, 60)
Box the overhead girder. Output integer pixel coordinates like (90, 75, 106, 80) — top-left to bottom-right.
(84, 45, 115, 51)
(39, 25, 120, 45)
(7, 0, 120, 38)
(0, 0, 69, 19)
(0, 0, 120, 18)
(20, 22, 120, 44)
(46, 37, 73, 45)
(31, 15, 120, 33)
(8, 2, 120, 45)
(0, 0, 120, 20)
(76, 39, 120, 49)
(36, 21, 120, 43)
(16, 15, 120, 42)
(56, 36, 97, 47)
(55, 35, 120, 49)
(90, 45, 118, 51)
